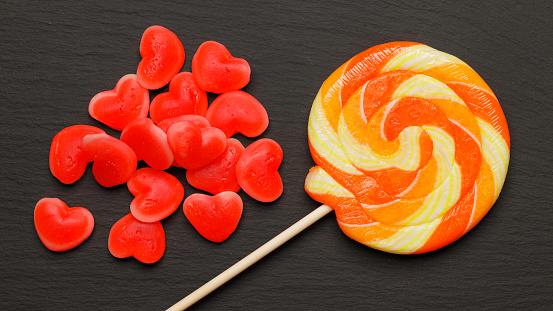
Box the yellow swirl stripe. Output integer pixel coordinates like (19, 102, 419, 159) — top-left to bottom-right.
(337, 107, 423, 171)
(304, 166, 355, 198)
(364, 219, 440, 254)
(392, 74, 465, 105)
(422, 126, 455, 185)
(380, 45, 467, 74)
(477, 118, 510, 199)
(400, 163, 462, 225)
(308, 91, 362, 175)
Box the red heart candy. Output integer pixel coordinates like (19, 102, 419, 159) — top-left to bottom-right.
(137, 25, 185, 90)
(236, 139, 283, 202)
(187, 138, 244, 194)
(183, 192, 243, 242)
(88, 74, 150, 131)
(167, 122, 227, 169)
(149, 72, 208, 124)
(127, 168, 184, 223)
(157, 115, 211, 168)
(49, 125, 105, 184)
(120, 118, 173, 170)
(34, 198, 94, 252)
(108, 213, 165, 264)
(192, 41, 250, 93)
(206, 91, 268, 138)
(157, 114, 210, 133)
(82, 133, 137, 187)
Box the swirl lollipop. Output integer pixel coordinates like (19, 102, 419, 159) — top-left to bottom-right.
(168, 42, 509, 309)
(305, 41, 510, 254)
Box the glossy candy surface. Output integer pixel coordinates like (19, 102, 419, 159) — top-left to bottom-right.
(49, 125, 105, 184)
(88, 74, 149, 131)
(167, 121, 227, 169)
(187, 138, 244, 194)
(127, 168, 185, 223)
(158, 115, 212, 168)
(137, 26, 185, 90)
(157, 114, 211, 133)
(150, 72, 208, 124)
(34, 198, 94, 252)
(206, 91, 268, 138)
(236, 139, 283, 202)
(82, 133, 137, 187)
(192, 41, 250, 93)
(304, 42, 510, 254)
(120, 118, 173, 170)
(183, 192, 243, 243)
(108, 213, 165, 264)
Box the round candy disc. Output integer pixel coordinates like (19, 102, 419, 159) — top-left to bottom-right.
(304, 42, 510, 254)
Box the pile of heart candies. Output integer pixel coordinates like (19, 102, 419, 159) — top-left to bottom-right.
(35, 26, 283, 264)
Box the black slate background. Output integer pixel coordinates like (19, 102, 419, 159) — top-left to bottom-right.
(1, 1, 552, 310)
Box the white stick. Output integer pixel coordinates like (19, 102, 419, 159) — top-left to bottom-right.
(166, 204, 333, 311)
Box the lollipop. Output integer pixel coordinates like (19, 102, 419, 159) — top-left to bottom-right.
(168, 42, 509, 309)
(305, 42, 510, 254)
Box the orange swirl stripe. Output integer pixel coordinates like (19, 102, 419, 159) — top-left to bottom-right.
(305, 42, 510, 254)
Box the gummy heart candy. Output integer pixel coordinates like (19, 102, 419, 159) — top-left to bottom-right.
(108, 213, 165, 264)
(49, 125, 105, 184)
(149, 72, 208, 124)
(236, 139, 283, 202)
(82, 133, 137, 187)
(167, 121, 227, 169)
(127, 168, 185, 223)
(206, 91, 268, 138)
(157, 114, 210, 133)
(137, 25, 185, 90)
(183, 192, 243, 243)
(88, 74, 150, 131)
(157, 115, 211, 168)
(34, 198, 94, 252)
(192, 41, 250, 93)
(120, 118, 174, 171)
(187, 138, 244, 194)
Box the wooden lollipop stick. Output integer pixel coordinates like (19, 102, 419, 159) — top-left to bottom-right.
(166, 204, 333, 311)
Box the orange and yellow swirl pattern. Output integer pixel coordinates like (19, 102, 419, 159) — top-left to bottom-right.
(305, 42, 510, 254)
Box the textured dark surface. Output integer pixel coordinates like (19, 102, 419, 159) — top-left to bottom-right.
(1, 0, 552, 310)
